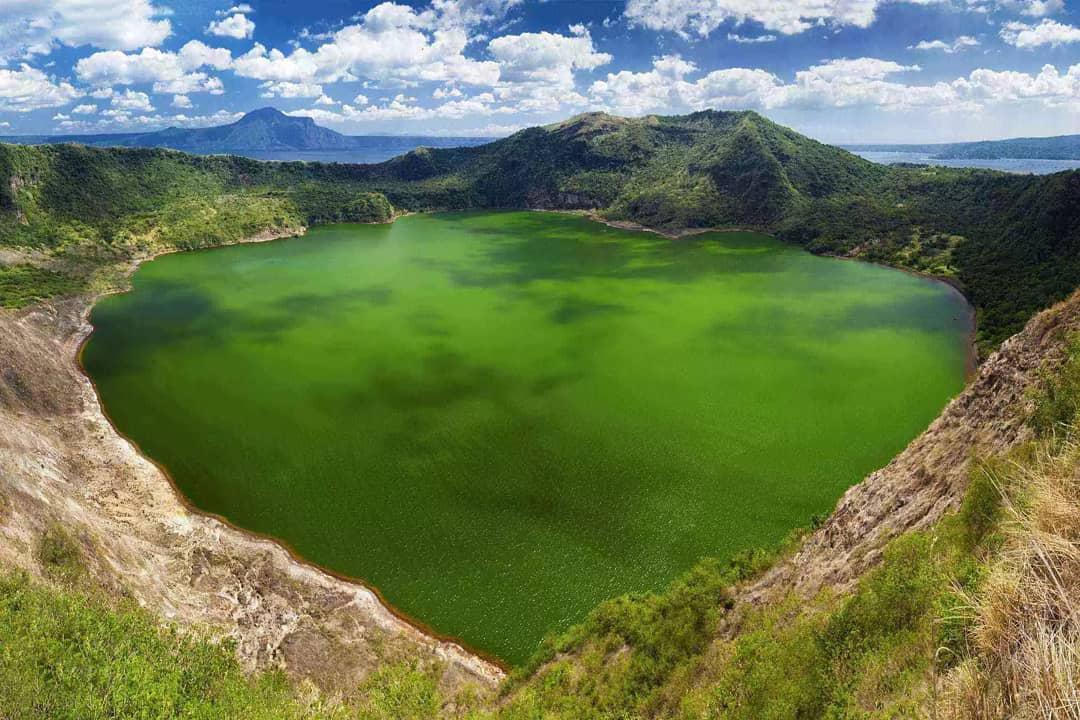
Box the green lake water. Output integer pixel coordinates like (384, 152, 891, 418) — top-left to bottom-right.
(82, 211, 971, 665)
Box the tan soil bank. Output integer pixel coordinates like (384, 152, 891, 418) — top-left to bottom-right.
(0, 232, 504, 694)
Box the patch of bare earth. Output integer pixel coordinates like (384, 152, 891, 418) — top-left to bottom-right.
(0, 234, 503, 696)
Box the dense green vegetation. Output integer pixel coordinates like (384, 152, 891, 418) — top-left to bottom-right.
(0, 569, 469, 719)
(0, 264, 80, 307)
(3, 110, 1079, 350)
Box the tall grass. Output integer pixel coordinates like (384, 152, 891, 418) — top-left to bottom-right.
(940, 338, 1080, 719)
(942, 443, 1080, 719)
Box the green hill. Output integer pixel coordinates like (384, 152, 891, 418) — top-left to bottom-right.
(2, 109, 1080, 350)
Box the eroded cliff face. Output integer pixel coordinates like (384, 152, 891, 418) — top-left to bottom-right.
(0, 297, 503, 695)
(744, 288, 1080, 606)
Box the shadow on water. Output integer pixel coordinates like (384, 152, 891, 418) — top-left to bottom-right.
(549, 295, 628, 325)
(88, 280, 401, 375)
(408, 308, 454, 337)
(414, 213, 793, 289)
(275, 286, 395, 312)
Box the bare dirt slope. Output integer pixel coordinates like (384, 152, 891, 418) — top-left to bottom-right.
(0, 292, 503, 694)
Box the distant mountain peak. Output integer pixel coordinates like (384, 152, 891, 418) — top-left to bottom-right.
(236, 107, 313, 126)
(240, 106, 287, 119)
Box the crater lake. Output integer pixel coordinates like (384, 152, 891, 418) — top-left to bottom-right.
(82, 211, 971, 664)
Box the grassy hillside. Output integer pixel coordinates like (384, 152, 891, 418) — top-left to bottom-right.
(0, 568, 467, 719)
(3, 110, 1079, 350)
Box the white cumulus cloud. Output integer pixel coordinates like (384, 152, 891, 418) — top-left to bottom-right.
(727, 33, 777, 43)
(259, 80, 324, 98)
(488, 29, 611, 84)
(622, 0, 946, 38)
(909, 36, 980, 53)
(75, 41, 231, 95)
(0, 63, 80, 111)
(997, 0, 1064, 17)
(0, 0, 171, 62)
(588, 54, 1080, 117)
(1001, 19, 1080, 48)
(207, 13, 256, 40)
(230, 2, 504, 88)
(433, 85, 464, 99)
(111, 89, 154, 112)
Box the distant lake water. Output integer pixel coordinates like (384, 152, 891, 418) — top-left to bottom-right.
(84, 211, 970, 664)
(851, 150, 1080, 175)
(0, 135, 493, 165)
(218, 137, 492, 163)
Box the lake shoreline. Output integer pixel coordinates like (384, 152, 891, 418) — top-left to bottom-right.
(536, 208, 980, 376)
(81, 209, 976, 664)
(5, 206, 979, 684)
(820, 251, 979, 378)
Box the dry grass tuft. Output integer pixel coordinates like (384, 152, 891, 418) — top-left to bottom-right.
(942, 441, 1080, 719)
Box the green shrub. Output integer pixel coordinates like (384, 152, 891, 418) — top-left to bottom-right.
(37, 525, 83, 584)
(1029, 333, 1080, 438)
(0, 571, 475, 719)
(0, 264, 82, 308)
(353, 662, 443, 720)
(343, 192, 394, 223)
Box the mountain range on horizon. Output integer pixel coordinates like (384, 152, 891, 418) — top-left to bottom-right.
(0, 107, 492, 154)
(845, 133, 1080, 161)
(2, 106, 1079, 161)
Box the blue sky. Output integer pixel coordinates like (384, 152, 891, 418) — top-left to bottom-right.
(1, 0, 1079, 143)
